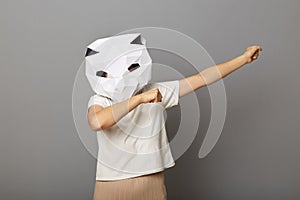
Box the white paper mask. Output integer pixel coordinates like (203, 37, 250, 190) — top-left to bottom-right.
(85, 33, 152, 103)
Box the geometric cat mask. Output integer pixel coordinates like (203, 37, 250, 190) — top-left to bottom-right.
(85, 33, 152, 103)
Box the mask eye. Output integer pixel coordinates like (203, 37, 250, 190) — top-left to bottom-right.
(96, 70, 108, 78)
(128, 63, 140, 72)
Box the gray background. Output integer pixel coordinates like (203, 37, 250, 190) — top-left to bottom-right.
(1, 0, 299, 199)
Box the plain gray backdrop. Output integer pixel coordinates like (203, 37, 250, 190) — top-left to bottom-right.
(1, 0, 299, 199)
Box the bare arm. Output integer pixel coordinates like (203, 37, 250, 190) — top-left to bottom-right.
(87, 87, 163, 131)
(179, 45, 263, 97)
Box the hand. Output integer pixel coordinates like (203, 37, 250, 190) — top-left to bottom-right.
(138, 87, 163, 104)
(242, 45, 263, 64)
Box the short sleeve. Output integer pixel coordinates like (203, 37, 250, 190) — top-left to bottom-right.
(87, 94, 111, 111)
(150, 80, 180, 109)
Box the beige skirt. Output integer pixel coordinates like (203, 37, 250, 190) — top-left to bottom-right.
(93, 171, 167, 200)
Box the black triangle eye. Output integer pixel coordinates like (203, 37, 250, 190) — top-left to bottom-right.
(96, 70, 108, 77)
(128, 63, 140, 72)
(85, 48, 99, 57)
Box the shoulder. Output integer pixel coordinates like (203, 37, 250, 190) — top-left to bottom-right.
(144, 80, 179, 89)
(87, 94, 112, 109)
(146, 80, 179, 93)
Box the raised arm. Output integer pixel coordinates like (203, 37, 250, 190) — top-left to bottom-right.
(87, 87, 163, 131)
(179, 45, 263, 97)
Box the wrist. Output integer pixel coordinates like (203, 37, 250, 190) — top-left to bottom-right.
(132, 94, 144, 105)
(240, 53, 249, 65)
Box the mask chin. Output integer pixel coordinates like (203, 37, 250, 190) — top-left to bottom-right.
(105, 80, 138, 103)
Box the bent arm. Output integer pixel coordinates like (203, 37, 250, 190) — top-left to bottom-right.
(87, 87, 163, 131)
(179, 54, 248, 97)
(87, 95, 143, 131)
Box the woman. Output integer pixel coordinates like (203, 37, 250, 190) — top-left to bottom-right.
(87, 43, 262, 199)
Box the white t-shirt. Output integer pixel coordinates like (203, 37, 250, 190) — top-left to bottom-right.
(87, 80, 180, 181)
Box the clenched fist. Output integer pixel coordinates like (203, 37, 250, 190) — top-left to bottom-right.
(138, 87, 163, 104)
(243, 45, 263, 64)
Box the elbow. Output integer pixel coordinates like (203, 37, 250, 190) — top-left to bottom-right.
(87, 109, 113, 131)
(88, 117, 104, 131)
(88, 117, 108, 132)
(88, 120, 99, 131)
(90, 121, 109, 132)
(90, 124, 103, 132)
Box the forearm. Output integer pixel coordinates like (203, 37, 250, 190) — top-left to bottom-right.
(95, 95, 143, 130)
(179, 46, 262, 97)
(200, 54, 248, 85)
(179, 54, 248, 97)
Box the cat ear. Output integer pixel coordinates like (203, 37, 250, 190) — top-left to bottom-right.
(85, 48, 99, 57)
(130, 34, 145, 45)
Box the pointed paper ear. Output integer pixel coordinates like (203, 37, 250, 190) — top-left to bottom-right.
(85, 48, 99, 57)
(130, 34, 145, 45)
